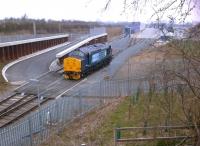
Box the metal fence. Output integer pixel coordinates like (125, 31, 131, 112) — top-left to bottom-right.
(114, 126, 195, 146)
(0, 94, 103, 146)
(65, 78, 150, 98)
(0, 77, 153, 146)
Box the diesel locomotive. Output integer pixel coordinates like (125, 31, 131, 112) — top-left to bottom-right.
(63, 43, 112, 80)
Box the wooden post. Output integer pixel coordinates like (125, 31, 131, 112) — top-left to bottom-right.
(114, 128, 117, 146)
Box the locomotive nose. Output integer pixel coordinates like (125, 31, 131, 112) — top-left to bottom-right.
(64, 57, 81, 72)
(63, 57, 82, 79)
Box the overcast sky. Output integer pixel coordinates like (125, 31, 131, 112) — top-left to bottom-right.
(0, 0, 199, 22)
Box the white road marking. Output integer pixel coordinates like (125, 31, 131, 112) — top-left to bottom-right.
(2, 42, 70, 83)
(55, 78, 87, 99)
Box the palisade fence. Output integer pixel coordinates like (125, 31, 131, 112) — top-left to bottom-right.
(0, 78, 153, 146)
(66, 77, 153, 98)
(0, 95, 103, 146)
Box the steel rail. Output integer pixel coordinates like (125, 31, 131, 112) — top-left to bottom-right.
(0, 97, 50, 128)
(0, 95, 31, 116)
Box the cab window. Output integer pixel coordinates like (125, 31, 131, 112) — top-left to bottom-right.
(69, 51, 84, 58)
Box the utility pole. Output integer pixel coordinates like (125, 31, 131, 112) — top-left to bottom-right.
(128, 59, 130, 96)
(33, 21, 36, 36)
(30, 78, 43, 141)
(58, 23, 62, 33)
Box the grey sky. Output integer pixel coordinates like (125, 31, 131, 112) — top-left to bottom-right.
(0, 0, 199, 22)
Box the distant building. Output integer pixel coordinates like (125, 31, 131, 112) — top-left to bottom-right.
(148, 22, 167, 30)
(124, 22, 141, 36)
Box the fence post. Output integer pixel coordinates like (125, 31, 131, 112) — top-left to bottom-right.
(143, 121, 148, 136)
(100, 80, 102, 97)
(99, 80, 103, 105)
(79, 91, 82, 115)
(116, 129, 121, 140)
(61, 97, 66, 128)
(28, 116, 33, 146)
(114, 128, 117, 146)
(128, 59, 130, 96)
(39, 109, 43, 143)
(2, 47, 6, 62)
(55, 100, 61, 134)
(56, 98, 66, 134)
(114, 128, 121, 146)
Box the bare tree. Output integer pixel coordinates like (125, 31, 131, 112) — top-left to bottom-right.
(101, 0, 198, 23)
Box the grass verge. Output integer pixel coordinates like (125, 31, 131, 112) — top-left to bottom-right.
(41, 92, 193, 146)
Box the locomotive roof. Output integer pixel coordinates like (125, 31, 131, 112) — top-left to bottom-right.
(79, 43, 108, 54)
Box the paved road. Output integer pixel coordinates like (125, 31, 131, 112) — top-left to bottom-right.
(14, 36, 157, 98)
(14, 36, 132, 95)
(3, 34, 92, 84)
(0, 31, 159, 146)
(64, 38, 156, 97)
(6, 28, 159, 97)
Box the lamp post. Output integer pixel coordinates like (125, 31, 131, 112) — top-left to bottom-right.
(29, 78, 43, 141)
(30, 79, 41, 107)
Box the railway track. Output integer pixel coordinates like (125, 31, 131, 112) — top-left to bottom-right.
(0, 71, 77, 128)
(0, 36, 140, 128)
(0, 93, 51, 128)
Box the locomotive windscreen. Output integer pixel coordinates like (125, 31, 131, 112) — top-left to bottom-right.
(68, 50, 85, 58)
(91, 49, 107, 63)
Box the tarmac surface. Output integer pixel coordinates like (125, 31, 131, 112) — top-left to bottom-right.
(64, 38, 156, 97)
(3, 35, 91, 84)
(5, 28, 160, 98)
(14, 35, 132, 97)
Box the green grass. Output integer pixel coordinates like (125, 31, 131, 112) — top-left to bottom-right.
(79, 93, 192, 146)
(42, 38, 199, 146)
(89, 97, 130, 145)
(42, 92, 195, 146)
(168, 39, 200, 57)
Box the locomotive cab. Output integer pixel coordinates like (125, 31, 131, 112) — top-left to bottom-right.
(63, 50, 85, 80)
(63, 44, 112, 80)
(63, 57, 83, 79)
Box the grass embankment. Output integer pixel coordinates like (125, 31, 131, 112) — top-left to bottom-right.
(106, 26, 123, 41)
(42, 39, 200, 145)
(42, 92, 191, 146)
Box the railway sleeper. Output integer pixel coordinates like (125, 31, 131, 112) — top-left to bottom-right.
(0, 98, 50, 128)
(0, 95, 32, 116)
(0, 96, 36, 118)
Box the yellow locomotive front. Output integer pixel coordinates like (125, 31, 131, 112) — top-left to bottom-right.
(63, 44, 112, 80)
(63, 57, 82, 80)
